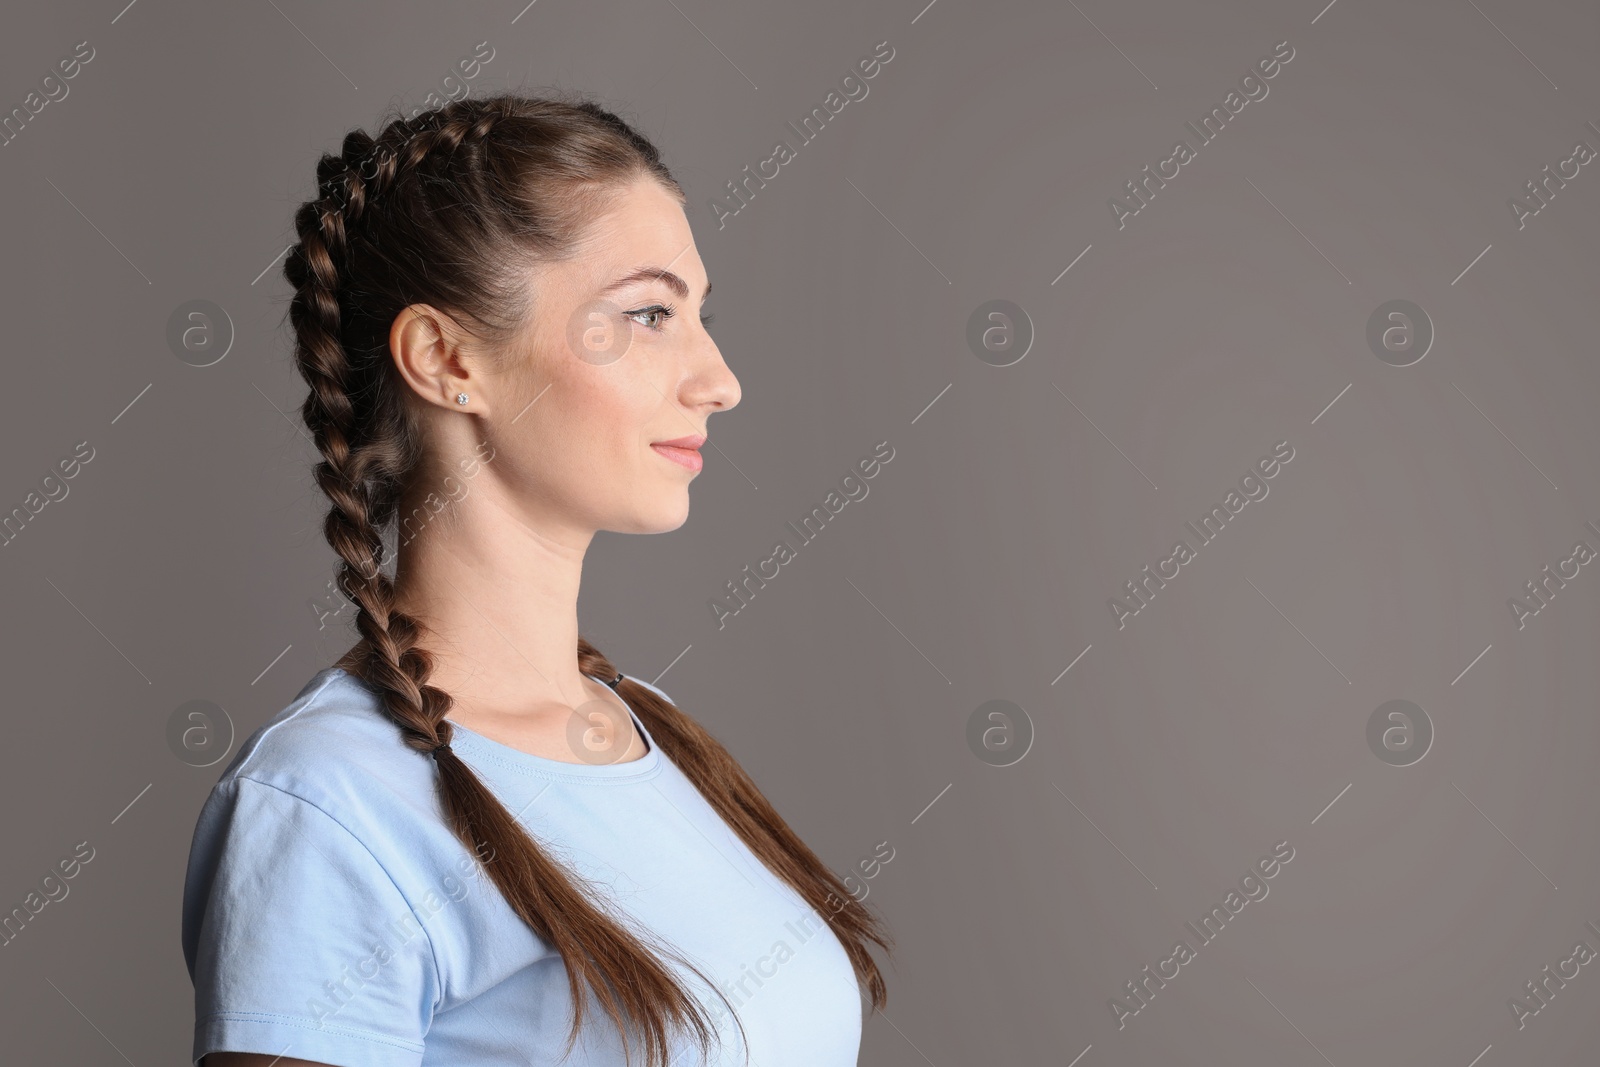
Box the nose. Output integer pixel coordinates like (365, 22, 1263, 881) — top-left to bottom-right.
(692, 334, 740, 413)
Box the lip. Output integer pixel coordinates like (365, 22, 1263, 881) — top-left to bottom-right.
(651, 434, 705, 473)
(653, 434, 706, 449)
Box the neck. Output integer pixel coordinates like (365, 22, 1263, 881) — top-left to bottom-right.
(371, 474, 599, 713)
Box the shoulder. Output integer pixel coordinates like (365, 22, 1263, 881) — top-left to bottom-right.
(181, 669, 456, 984)
(222, 668, 428, 783)
(196, 667, 443, 859)
(181, 669, 448, 1058)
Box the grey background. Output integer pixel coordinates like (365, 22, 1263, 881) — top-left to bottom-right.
(1, 0, 1596, 1064)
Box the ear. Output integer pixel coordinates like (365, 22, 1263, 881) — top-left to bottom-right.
(389, 303, 485, 414)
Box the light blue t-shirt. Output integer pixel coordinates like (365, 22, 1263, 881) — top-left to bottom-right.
(182, 667, 864, 1067)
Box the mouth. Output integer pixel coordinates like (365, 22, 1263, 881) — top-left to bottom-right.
(651, 434, 705, 473)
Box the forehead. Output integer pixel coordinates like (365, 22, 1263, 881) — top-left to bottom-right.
(573, 180, 706, 293)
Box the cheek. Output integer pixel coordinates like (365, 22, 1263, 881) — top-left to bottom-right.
(549, 373, 654, 476)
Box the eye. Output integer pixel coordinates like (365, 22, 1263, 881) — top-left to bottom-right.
(622, 303, 716, 333)
(624, 303, 675, 331)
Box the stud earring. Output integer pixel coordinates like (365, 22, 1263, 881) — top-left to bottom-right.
(455, 393, 469, 405)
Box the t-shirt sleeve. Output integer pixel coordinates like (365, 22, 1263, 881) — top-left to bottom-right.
(182, 775, 439, 1067)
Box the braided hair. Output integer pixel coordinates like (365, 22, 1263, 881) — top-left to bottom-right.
(282, 92, 892, 1067)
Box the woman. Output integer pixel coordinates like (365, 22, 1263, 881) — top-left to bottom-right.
(181, 92, 892, 1067)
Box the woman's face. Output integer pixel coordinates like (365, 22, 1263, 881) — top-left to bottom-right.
(465, 177, 740, 539)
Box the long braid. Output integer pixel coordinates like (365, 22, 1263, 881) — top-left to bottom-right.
(289, 119, 444, 756)
(580, 643, 895, 1009)
(284, 93, 891, 1067)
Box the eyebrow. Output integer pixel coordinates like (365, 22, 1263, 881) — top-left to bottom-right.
(599, 267, 712, 302)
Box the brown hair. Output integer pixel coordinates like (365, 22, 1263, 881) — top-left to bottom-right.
(282, 91, 892, 1066)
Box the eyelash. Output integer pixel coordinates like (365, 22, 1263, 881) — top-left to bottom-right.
(625, 303, 715, 332)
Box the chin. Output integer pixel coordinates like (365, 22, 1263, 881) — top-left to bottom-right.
(625, 496, 692, 534)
